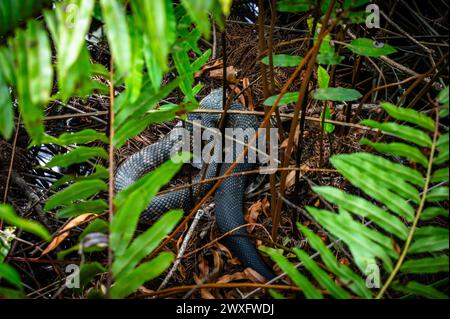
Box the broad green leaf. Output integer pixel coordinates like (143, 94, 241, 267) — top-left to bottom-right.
(313, 186, 408, 240)
(0, 263, 22, 289)
(263, 92, 299, 106)
(298, 224, 372, 298)
(317, 66, 330, 89)
(381, 102, 435, 132)
(360, 138, 429, 168)
(0, 73, 14, 140)
(431, 167, 449, 183)
(426, 186, 449, 202)
(361, 120, 432, 147)
(45, 146, 108, 168)
(312, 88, 362, 102)
(100, 0, 131, 77)
(112, 210, 183, 278)
(401, 256, 449, 274)
(421, 207, 448, 221)
(261, 54, 303, 67)
(294, 248, 350, 299)
(45, 179, 107, 211)
(110, 252, 174, 298)
(260, 246, 323, 299)
(0, 204, 50, 241)
(347, 38, 397, 57)
(111, 153, 187, 256)
(392, 281, 448, 299)
(57, 200, 108, 219)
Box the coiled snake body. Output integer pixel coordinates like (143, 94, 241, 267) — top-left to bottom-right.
(115, 89, 275, 279)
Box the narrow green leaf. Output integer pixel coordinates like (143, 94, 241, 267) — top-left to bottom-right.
(431, 167, 449, 183)
(45, 179, 107, 211)
(263, 92, 299, 106)
(39, 129, 108, 146)
(349, 153, 424, 187)
(313, 186, 408, 240)
(331, 155, 415, 221)
(110, 252, 174, 298)
(361, 120, 432, 147)
(360, 138, 429, 168)
(401, 256, 449, 274)
(312, 88, 362, 102)
(393, 281, 448, 299)
(421, 207, 448, 221)
(112, 210, 183, 278)
(0, 263, 22, 289)
(0, 73, 14, 140)
(45, 146, 108, 168)
(298, 224, 373, 298)
(260, 246, 323, 299)
(381, 102, 435, 132)
(100, 0, 131, 77)
(261, 54, 303, 67)
(0, 204, 51, 241)
(294, 248, 350, 299)
(426, 186, 449, 202)
(409, 227, 449, 254)
(56, 200, 108, 219)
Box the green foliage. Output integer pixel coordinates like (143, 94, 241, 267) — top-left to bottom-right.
(266, 95, 449, 299)
(347, 38, 397, 57)
(261, 54, 303, 67)
(0, 204, 51, 241)
(312, 87, 362, 101)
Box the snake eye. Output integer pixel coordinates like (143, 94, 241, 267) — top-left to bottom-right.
(373, 40, 385, 48)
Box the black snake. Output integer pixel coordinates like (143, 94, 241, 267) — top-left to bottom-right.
(115, 89, 275, 280)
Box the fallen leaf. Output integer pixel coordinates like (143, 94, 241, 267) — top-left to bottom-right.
(41, 213, 95, 257)
(195, 59, 223, 78)
(209, 66, 239, 83)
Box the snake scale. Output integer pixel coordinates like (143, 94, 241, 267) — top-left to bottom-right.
(115, 89, 275, 280)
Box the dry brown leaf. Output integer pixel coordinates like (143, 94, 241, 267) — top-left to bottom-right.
(242, 78, 254, 111)
(229, 85, 246, 106)
(245, 200, 262, 232)
(214, 242, 233, 259)
(194, 274, 216, 299)
(40, 213, 95, 257)
(211, 249, 224, 275)
(244, 267, 267, 283)
(216, 271, 247, 284)
(194, 59, 223, 78)
(209, 66, 239, 83)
